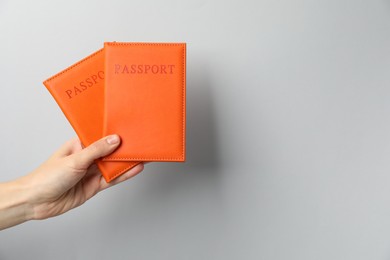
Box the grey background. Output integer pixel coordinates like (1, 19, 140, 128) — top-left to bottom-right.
(1, 0, 390, 259)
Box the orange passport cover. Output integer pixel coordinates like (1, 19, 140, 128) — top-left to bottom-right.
(43, 49, 140, 182)
(103, 42, 186, 162)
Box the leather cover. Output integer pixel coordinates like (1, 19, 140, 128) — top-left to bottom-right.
(43, 49, 140, 182)
(103, 42, 186, 162)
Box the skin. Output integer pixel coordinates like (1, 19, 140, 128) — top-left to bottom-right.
(0, 134, 144, 230)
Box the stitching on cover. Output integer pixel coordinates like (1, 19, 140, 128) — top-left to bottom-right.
(182, 44, 185, 160)
(107, 162, 141, 182)
(103, 156, 185, 161)
(104, 42, 186, 161)
(105, 42, 185, 47)
(43, 48, 104, 83)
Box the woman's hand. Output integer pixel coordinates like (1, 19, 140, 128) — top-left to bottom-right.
(0, 135, 144, 230)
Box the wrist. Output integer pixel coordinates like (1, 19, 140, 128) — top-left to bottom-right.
(0, 177, 35, 230)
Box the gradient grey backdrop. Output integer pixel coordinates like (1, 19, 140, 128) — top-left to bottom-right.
(1, 0, 390, 259)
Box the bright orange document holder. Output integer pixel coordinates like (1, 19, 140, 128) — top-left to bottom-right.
(43, 49, 140, 182)
(103, 42, 186, 162)
(44, 42, 186, 182)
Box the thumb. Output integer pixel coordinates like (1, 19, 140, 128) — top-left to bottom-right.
(74, 135, 121, 169)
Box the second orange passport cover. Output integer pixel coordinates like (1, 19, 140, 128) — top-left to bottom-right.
(103, 42, 186, 162)
(43, 49, 140, 182)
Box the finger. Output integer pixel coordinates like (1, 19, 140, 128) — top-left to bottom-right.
(73, 135, 121, 170)
(76, 163, 144, 202)
(99, 163, 144, 191)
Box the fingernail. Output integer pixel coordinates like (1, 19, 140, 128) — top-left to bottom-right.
(106, 135, 120, 144)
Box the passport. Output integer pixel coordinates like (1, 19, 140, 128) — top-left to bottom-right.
(43, 48, 140, 182)
(44, 42, 186, 182)
(103, 42, 186, 162)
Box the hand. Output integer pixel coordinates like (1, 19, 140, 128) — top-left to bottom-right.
(0, 135, 144, 230)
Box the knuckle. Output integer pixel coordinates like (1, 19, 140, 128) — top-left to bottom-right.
(65, 156, 81, 170)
